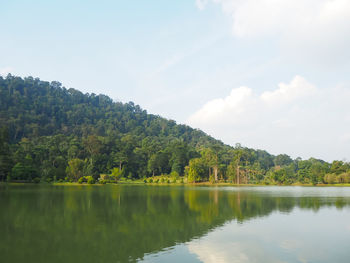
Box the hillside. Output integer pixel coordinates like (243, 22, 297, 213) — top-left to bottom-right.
(0, 75, 348, 184)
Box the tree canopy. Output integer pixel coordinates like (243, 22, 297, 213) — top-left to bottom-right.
(0, 74, 348, 184)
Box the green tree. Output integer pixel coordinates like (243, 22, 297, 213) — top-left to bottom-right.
(186, 158, 206, 183)
(0, 127, 12, 181)
(110, 167, 123, 182)
(66, 158, 84, 181)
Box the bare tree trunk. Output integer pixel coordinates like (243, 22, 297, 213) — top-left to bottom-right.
(214, 166, 218, 182)
(236, 165, 240, 185)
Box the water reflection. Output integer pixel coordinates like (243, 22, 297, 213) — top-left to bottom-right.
(0, 185, 350, 263)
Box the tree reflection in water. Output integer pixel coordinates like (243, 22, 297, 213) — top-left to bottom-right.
(0, 185, 349, 263)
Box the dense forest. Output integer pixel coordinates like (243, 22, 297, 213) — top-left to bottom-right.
(0, 74, 349, 185)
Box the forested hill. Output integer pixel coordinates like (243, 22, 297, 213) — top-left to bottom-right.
(0, 75, 349, 184)
(0, 75, 218, 146)
(0, 75, 225, 181)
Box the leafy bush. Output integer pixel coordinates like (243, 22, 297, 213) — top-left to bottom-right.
(78, 177, 84, 184)
(209, 174, 215, 184)
(86, 176, 95, 184)
(324, 173, 337, 184)
(170, 171, 179, 183)
(33, 177, 40, 184)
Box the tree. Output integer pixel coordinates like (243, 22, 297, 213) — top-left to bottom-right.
(232, 146, 249, 184)
(83, 135, 102, 165)
(110, 167, 123, 182)
(0, 127, 12, 181)
(274, 154, 293, 167)
(66, 158, 84, 181)
(186, 158, 206, 183)
(11, 155, 36, 181)
(201, 145, 221, 182)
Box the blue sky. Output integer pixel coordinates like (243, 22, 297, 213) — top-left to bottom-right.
(1, 0, 350, 161)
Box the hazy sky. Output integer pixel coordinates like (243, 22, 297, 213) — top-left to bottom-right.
(1, 0, 350, 161)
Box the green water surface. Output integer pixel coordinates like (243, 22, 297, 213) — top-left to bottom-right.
(1, 185, 350, 263)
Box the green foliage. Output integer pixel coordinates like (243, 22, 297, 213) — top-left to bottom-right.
(0, 75, 348, 185)
(0, 126, 12, 181)
(99, 179, 107, 184)
(274, 154, 293, 167)
(86, 176, 95, 184)
(324, 172, 350, 184)
(11, 157, 36, 181)
(147, 178, 153, 183)
(170, 171, 179, 183)
(209, 174, 215, 184)
(186, 158, 206, 183)
(66, 158, 84, 181)
(110, 167, 123, 182)
(33, 177, 40, 184)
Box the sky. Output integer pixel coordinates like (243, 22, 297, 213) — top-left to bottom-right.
(1, 0, 350, 161)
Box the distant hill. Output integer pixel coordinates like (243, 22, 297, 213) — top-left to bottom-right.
(0, 75, 347, 184)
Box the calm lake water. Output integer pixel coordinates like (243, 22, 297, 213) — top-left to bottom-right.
(1, 185, 350, 263)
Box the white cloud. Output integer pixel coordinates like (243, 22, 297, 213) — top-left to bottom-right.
(188, 239, 282, 263)
(190, 86, 255, 124)
(187, 76, 350, 161)
(197, 0, 350, 66)
(188, 75, 314, 126)
(196, 0, 209, 10)
(207, 0, 350, 38)
(261, 75, 316, 106)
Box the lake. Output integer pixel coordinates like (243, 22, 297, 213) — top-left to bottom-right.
(1, 184, 350, 263)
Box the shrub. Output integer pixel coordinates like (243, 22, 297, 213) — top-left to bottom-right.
(100, 174, 109, 181)
(339, 173, 350, 183)
(170, 171, 179, 183)
(86, 176, 95, 184)
(78, 177, 84, 184)
(324, 173, 337, 184)
(33, 177, 40, 184)
(209, 174, 215, 184)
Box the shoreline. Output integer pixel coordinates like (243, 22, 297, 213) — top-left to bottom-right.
(2, 181, 350, 187)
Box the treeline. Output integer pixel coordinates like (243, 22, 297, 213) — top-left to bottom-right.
(0, 75, 349, 185)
